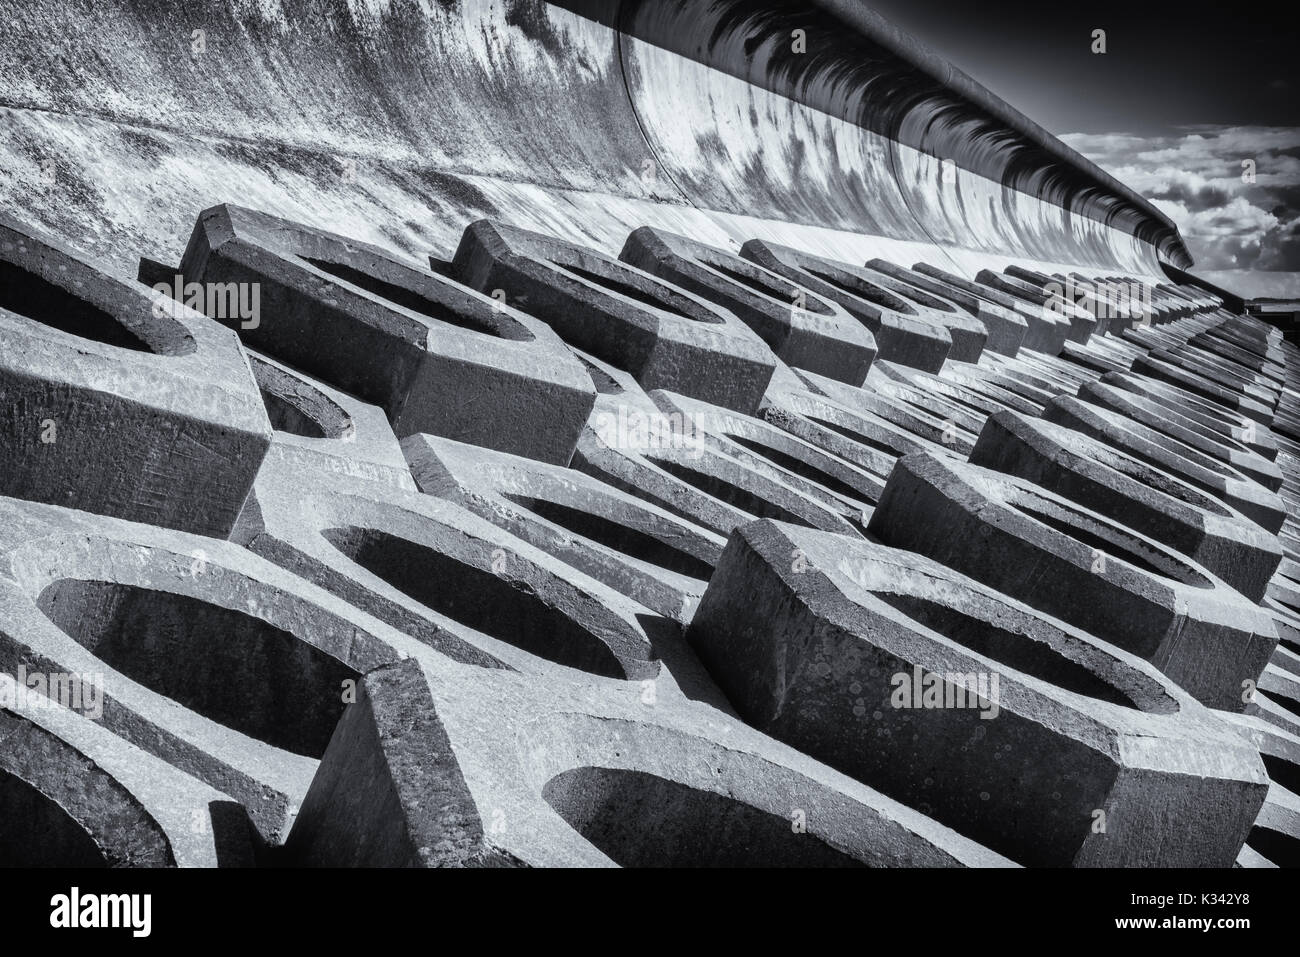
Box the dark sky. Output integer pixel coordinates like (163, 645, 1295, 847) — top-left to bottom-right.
(867, 0, 1299, 136)
(865, 0, 1300, 295)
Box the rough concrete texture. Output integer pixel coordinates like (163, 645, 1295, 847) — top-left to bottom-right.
(179, 205, 596, 466)
(0, 213, 271, 537)
(452, 219, 778, 416)
(867, 453, 1278, 711)
(4, 0, 1300, 870)
(619, 227, 877, 386)
(687, 520, 1267, 866)
(741, 241, 955, 371)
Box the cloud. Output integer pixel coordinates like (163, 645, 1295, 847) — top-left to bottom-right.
(1061, 125, 1300, 296)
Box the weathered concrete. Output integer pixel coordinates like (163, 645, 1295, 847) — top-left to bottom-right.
(179, 204, 596, 465)
(619, 227, 876, 385)
(865, 260, 1027, 357)
(688, 520, 1268, 866)
(0, 683, 255, 867)
(284, 658, 1013, 868)
(913, 263, 1070, 355)
(1043, 394, 1288, 533)
(741, 241, 954, 372)
(402, 432, 724, 625)
(0, 494, 431, 845)
(969, 410, 1282, 601)
(868, 453, 1279, 710)
(452, 219, 777, 415)
(0, 213, 271, 537)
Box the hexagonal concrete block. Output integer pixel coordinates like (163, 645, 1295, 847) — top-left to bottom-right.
(0, 495, 431, 846)
(868, 452, 1279, 711)
(686, 520, 1268, 866)
(619, 227, 876, 385)
(969, 409, 1282, 601)
(0, 212, 270, 537)
(452, 219, 777, 415)
(178, 204, 595, 465)
(741, 241, 954, 372)
(285, 658, 1013, 867)
(401, 432, 724, 625)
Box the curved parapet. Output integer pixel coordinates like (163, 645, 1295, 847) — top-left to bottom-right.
(0, 0, 1183, 280)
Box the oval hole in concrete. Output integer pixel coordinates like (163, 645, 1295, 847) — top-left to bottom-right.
(323, 527, 627, 678)
(543, 767, 865, 867)
(37, 580, 358, 757)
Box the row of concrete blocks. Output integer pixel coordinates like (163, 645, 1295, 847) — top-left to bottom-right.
(0, 204, 1294, 866)
(2, 203, 1205, 539)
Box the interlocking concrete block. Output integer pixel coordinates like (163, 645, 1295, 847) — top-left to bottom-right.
(0, 213, 270, 537)
(740, 242, 953, 372)
(451, 219, 777, 415)
(248, 351, 415, 491)
(1043, 394, 1288, 533)
(969, 410, 1282, 601)
(619, 227, 876, 385)
(1101, 371, 1279, 461)
(179, 205, 595, 465)
(880, 362, 1042, 419)
(571, 381, 866, 539)
(401, 432, 724, 624)
(1131, 352, 1274, 425)
(687, 520, 1268, 866)
(1, 683, 256, 867)
(855, 262, 989, 361)
(1157, 343, 1282, 404)
(866, 259, 1027, 357)
(912, 263, 1070, 355)
(800, 369, 979, 456)
(0, 495, 432, 845)
(285, 658, 1012, 867)
(235, 446, 663, 680)
(977, 270, 1097, 343)
(1215, 711, 1300, 867)
(1167, 341, 1285, 397)
(650, 390, 882, 521)
(1078, 379, 1284, 492)
(868, 453, 1279, 710)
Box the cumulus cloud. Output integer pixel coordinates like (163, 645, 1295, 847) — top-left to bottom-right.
(1061, 126, 1300, 297)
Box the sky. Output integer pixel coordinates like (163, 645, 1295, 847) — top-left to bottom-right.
(867, 0, 1300, 297)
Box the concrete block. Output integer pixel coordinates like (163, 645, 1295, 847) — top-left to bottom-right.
(0, 212, 270, 537)
(865, 259, 1026, 357)
(179, 204, 595, 465)
(452, 219, 776, 415)
(912, 263, 1069, 355)
(1043, 394, 1288, 533)
(401, 432, 724, 624)
(568, 364, 868, 539)
(248, 350, 415, 491)
(285, 658, 1012, 867)
(687, 520, 1268, 866)
(741, 242, 953, 372)
(619, 227, 876, 385)
(0, 495, 430, 845)
(234, 447, 663, 680)
(868, 452, 1279, 710)
(1078, 379, 1284, 491)
(969, 410, 1282, 601)
(1100, 370, 1279, 461)
(1, 683, 256, 867)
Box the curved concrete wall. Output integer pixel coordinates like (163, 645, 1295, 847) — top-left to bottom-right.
(0, 0, 1183, 279)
